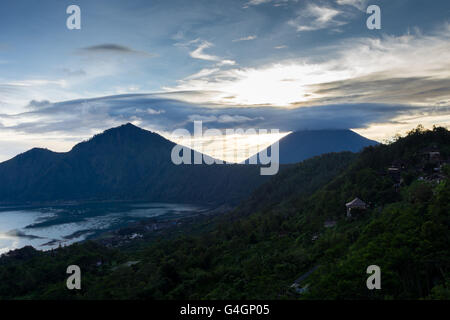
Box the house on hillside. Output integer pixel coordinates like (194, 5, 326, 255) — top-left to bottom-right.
(388, 160, 406, 184)
(388, 166, 402, 184)
(346, 197, 367, 218)
(421, 146, 442, 164)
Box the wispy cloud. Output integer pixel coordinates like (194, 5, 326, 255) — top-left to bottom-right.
(233, 35, 258, 42)
(336, 0, 369, 11)
(288, 4, 345, 32)
(61, 68, 87, 77)
(189, 41, 219, 61)
(244, 0, 272, 8)
(0, 94, 427, 136)
(186, 39, 236, 66)
(0, 79, 73, 113)
(188, 114, 264, 124)
(243, 0, 291, 8)
(147, 108, 165, 115)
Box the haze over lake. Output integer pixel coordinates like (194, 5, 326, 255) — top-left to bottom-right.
(0, 202, 205, 255)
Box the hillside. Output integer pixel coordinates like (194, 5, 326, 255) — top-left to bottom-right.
(0, 126, 448, 300)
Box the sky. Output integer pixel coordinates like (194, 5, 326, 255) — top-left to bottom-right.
(1, 0, 450, 162)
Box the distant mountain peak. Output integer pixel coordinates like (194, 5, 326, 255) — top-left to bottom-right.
(102, 122, 161, 137)
(14, 147, 57, 160)
(28, 147, 53, 153)
(247, 129, 378, 164)
(69, 123, 172, 155)
(119, 122, 141, 130)
(104, 122, 145, 134)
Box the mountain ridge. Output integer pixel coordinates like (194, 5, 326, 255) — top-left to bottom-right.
(0, 123, 377, 205)
(0, 123, 266, 205)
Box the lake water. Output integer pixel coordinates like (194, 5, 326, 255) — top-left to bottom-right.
(0, 202, 206, 255)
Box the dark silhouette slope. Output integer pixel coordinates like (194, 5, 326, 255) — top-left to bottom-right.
(0, 123, 267, 204)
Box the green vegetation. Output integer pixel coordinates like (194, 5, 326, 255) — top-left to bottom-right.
(0, 126, 448, 300)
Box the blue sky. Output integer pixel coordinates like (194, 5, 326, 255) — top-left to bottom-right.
(1, 0, 450, 161)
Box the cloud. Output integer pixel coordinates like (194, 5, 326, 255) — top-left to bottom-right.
(5, 230, 44, 240)
(78, 44, 154, 57)
(1, 41, 158, 113)
(217, 115, 264, 123)
(187, 114, 264, 124)
(61, 68, 87, 77)
(218, 60, 236, 66)
(3, 80, 67, 88)
(187, 40, 236, 66)
(1, 93, 447, 136)
(185, 68, 221, 80)
(27, 100, 51, 108)
(336, 0, 369, 11)
(307, 76, 450, 107)
(288, 4, 345, 32)
(233, 35, 258, 42)
(244, 0, 272, 7)
(243, 0, 290, 8)
(147, 108, 165, 115)
(0, 93, 448, 162)
(165, 25, 450, 108)
(189, 41, 219, 61)
(0, 79, 72, 114)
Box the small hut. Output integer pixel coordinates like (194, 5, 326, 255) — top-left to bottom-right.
(346, 197, 367, 218)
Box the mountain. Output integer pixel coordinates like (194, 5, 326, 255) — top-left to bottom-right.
(250, 129, 378, 164)
(0, 123, 268, 205)
(0, 125, 377, 205)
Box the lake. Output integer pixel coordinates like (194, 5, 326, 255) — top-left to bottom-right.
(0, 202, 206, 255)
